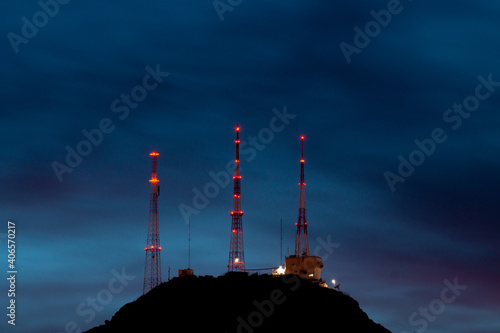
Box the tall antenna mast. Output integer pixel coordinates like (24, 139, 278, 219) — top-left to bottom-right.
(228, 125, 245, 272)
(295, 136, 309, 256)
(284, 136, 323, 281)
(143, 152, 162, 294)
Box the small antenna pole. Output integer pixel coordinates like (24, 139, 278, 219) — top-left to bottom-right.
(280, 217, 283, 266)
(188, 218, 191, 269)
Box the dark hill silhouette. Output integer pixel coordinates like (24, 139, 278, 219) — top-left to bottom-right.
(85, 272, 391, 333)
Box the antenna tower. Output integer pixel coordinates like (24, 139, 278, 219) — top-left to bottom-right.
(143, 152, 162, 294)
(228, 125, 245, 271)
(295, 136, 309, 256)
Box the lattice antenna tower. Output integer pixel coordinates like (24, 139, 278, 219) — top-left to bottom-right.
(228, 125, 245, 271)
(143, 152, 162, 294)
(295, 136, 310, 256)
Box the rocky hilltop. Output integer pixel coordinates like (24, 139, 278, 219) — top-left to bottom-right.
(85, 272, 391, 333)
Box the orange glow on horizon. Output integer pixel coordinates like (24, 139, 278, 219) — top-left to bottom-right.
(150, 152, 159, 156)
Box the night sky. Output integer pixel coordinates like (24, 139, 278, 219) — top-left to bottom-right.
(1, 1, 500, 332)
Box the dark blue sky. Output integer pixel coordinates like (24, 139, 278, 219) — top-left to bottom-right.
(1, 1, 499, 332)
